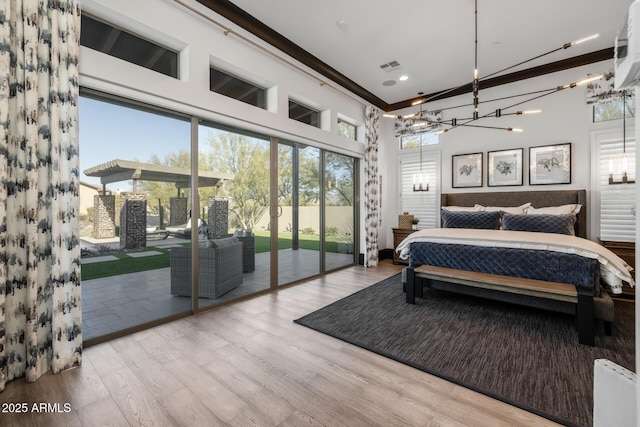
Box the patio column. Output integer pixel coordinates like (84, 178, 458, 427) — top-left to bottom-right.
(120, 192, 147, 250)
(169, 197, 188, 226)
(92, 194, 116, 238)
(208, 197, 229, 239)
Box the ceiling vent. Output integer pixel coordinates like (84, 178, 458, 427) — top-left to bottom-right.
(379, 60, 401, 72)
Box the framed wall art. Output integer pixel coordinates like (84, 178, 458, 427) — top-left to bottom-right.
(452, 152, 483, 188)
(488, 148, 523, 187)
(529, 143, 571, 185)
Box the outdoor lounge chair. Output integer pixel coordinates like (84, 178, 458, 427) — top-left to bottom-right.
(170, 237, 243, 298)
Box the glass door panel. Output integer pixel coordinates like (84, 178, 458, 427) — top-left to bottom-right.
(277, 142, 321, 285)
(325, 152, 356, 270)
(197, 123, 271, 308)
(79, 93, 191, 341)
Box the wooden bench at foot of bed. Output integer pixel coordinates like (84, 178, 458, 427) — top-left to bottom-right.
(406, 265, 614, 347)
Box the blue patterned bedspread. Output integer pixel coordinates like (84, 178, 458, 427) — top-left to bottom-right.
(409, 242, 599, 294)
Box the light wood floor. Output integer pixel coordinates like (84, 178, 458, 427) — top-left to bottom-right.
(1, 260, 560, 427)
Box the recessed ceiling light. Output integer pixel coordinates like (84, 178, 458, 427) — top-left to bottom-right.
(382, 80, 396, 86)
(399, 75, 409, 81)
(336, 19, 349, 30)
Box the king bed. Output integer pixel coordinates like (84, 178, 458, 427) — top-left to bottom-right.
(396, 189, 635, 346)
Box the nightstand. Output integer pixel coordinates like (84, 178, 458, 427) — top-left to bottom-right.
(392, 228, 417, 265)
(600, 240, 635, 299)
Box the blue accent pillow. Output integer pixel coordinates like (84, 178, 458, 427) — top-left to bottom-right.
(502, 213, 576, 235)
(441, 210, 501, 230)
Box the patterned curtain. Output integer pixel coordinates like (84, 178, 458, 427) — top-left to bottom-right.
(586, 70, 634, 105)
(0, 0, 82, 391)
(364, 106, 379, 267)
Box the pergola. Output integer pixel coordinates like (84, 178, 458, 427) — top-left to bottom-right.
(84, 159, 235, 245)
(83, 159, 234, 193)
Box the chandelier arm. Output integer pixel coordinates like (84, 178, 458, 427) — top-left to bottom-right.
(479, 47, 564, 81)
(436, 87, 558, 113)
(483, 88, 560, 115)
(439, 120, 513, 132)
(458, 123, 519, 131)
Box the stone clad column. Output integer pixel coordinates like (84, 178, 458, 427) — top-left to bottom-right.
(120, 192, 147, 250)
(169, 197, 188, 226)
(208, 197, 228, 239)
(92, 194, 116, 238)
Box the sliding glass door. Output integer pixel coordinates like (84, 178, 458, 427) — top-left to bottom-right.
(80, 93, 359, 343)
(197, 122, 272, 307)
(79, 93, 192, 342)
(325, 152, 356, 270)
(276, 141, 321, 285)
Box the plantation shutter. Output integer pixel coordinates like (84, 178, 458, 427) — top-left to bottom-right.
(598, 132, 636, 242)
(399, 157, 438, 229)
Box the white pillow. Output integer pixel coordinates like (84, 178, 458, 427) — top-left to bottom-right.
(441, 205, 483, 212)
(526, 204, 582, 215)
(482, 202, 531, 215)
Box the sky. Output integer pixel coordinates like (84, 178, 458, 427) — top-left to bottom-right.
(79, 96, 192, 190)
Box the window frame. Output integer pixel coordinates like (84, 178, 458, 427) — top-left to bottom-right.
(80, 14, 180, 79)
(400, 131, 440, 149)
(397, 152, 440, 230)
(209, 66, 267, 109)
(289, 99, 321, 128)
(590, 128, 636, 243)
(337, 118, 357, 141)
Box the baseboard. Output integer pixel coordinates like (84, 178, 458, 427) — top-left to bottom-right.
(359, 249, 395, 265)
(379, 248, 394, 260)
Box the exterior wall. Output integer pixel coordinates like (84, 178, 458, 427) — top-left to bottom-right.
(253, 206, 353, 236)
(80, 183, 100, 215)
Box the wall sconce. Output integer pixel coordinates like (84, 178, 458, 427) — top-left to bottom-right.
(609, 89, 635, 185)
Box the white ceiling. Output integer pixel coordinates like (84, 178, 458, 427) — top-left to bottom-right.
(229, 0, 633, 106)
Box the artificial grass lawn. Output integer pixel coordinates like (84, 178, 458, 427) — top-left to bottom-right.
(81, 233, 349, 280)
(81, 246, 173, 281)
(252, 232, 342, 253)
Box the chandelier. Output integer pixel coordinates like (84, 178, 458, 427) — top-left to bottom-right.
(385, 0, 602, 133)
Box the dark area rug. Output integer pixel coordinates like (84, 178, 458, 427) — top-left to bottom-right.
(294, 274, 635, 427)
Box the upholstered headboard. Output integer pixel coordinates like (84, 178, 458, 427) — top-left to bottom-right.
(440, 190, 587, 238)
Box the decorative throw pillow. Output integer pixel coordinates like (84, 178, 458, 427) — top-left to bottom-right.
(441, 210, 501, 230)
(483, 202, 531, 215)
(441, 205, 483, 212)
(502, 213, 576, 235)
(525, 204, 582, 215)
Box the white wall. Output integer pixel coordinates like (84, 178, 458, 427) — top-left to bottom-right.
(379, 60, 622, 248)
(80, 0, 367, 156)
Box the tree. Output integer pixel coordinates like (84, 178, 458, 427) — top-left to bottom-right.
(325, 152, 354, 206)
(138, 151, 192, 216)
(203, 131, 270, 229)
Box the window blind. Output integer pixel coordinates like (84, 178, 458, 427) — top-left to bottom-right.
(598, 134, 636, 242)
(399, 157, 437, 229)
